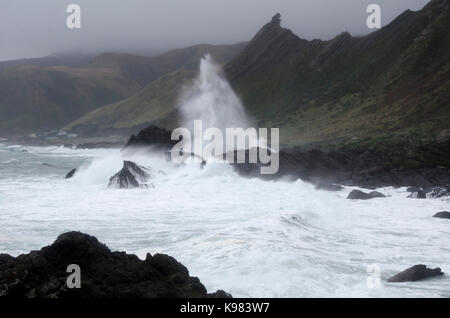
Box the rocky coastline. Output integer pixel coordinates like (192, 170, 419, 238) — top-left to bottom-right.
(0, 232, 231, 298)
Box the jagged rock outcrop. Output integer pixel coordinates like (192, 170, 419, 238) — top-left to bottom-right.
(407, 186, 449, 199)
(229, 145, 450, 189)
(65, 168, 77, 179)
(428, 187, 449, 198)
(122, 125, 178, 151)
(347, 190, 385, 200)
(0, 232, 231, 298)
(108, 161, 153, 189)
(387, 265, 444, 282)
(433, 211, 450, 219)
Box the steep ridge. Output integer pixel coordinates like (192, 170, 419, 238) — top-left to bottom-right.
(225, 0, 450, 148)
(66, 0, 449, 149)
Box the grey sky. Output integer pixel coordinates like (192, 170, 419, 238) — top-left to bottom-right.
(0, 0, 429, 61)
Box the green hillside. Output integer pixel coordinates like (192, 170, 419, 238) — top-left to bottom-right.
(225, 0, 450, 147)
(0, 43, 246, 135)
(66, 0, 449, 149)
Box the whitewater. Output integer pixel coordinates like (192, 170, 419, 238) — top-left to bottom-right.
(0, 143, 449, 297)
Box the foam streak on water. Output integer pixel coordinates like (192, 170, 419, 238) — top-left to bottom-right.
(0, 144, 449, 297)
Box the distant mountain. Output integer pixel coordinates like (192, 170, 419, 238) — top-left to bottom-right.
(67, 0, 449, 150)
(0, 53, 94, 72)
(65, 69, 193, 135)
(225, 0, 450, 147)
(0, 43, 247, 135)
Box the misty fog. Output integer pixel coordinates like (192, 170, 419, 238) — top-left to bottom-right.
(0, 0, 429, 61)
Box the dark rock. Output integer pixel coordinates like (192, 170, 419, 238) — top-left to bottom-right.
(226, 143, 450, 190)
(0, 254, 14, 270)
(407, 189, 427, 199)
(207, 290, 233, 298)
(108, 161, 153, 189)
(65, 168, 77, 179)
(428, 187, 449, 198)
(0, 231, 230, 298)
(123, 125, 178, 151)
(347, 189, 385, 200)
(387, 265, 444, 282)
(433, 211, 450, 219)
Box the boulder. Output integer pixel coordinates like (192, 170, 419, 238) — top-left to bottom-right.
(0, 254, 14, 270)
(433, 211, 450, 219)
(406, 186, 422, 193)
(387, 265, 444, 282)
(123, 125, 178, 151)
(0, 231, 231, 298)
(108, 161, 153, 189)
(347, 189, 385, 200)
(407, 189, 427, 199)
(65, 168, 77, 179)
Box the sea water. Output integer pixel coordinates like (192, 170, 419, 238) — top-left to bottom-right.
(0, 143, 449, 297)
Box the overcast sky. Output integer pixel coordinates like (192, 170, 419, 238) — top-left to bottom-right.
(0, 0, 430, 61)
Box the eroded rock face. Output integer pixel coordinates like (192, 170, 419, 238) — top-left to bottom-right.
(108, 161, 153, 189)
(387, 265, 444, 282)
(347, 189, 385, 200)
(0, 232, 231, 298)
(433, 211, 450, 219)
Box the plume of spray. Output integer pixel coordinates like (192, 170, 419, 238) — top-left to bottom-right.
(178, 53, 251, 131)
(177, 54, 261, 158)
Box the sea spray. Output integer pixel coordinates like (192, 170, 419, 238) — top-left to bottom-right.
(174, 54, 278, 172)
(177, 53, 251, 132)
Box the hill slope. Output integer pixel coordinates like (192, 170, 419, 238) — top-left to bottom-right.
(0, 43, 246, 136)
(66, 0, 449, 148)
(225, 0, 450, 147)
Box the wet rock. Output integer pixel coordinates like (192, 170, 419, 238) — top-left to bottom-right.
(433, 211, 450, 219)
(123, 125, 177, 151)
(428, 187, 449, 198)
(407, 189, 427, 199)
(387, 265, 444, 282)
(108, 161, 154, 189)
(0, 231, 231, 298)
(65, 168, 77, 179)
(347, 189, 385, 200)
(207, 290, 233, 298)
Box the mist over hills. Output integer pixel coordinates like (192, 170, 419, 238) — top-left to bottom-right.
(63, 0, 449, 150)
(1, 0, 449, 153)
(0, 43, 247, 135)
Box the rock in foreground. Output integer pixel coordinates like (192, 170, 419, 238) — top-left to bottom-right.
(433, 211, 450, 219)
(108, 161, 153, 189)
(347, 189, 385, 200)
(0, 232, 231, 298)
(387, 265, 444, 283)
